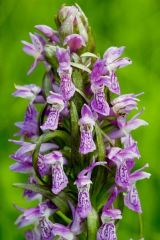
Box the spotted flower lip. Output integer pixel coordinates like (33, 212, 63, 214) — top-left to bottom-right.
(74, 161, 106, 218)
(64, 34, 86, 52)
(41, 92, 64, 131)
(91, 84, 110, 116)
(79, 104, 96, 154)
(35, 25, 60, 43)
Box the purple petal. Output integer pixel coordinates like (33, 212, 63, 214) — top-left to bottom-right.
(103, 46, 125, 64)
(52, 223, 74, 240)
(124, 185, 142, 213)
(64, 34, 86, 52)
(35, 25, 59, 43)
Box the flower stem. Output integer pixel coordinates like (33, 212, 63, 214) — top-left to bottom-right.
(55, 210, 72, 224)
(138, 213, 144, 239)
(75, 88, 90, 103)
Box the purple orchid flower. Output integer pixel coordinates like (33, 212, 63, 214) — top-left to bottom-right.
(15, 200, 56, 227)
(124, 164, 151, 213)
(108, 144, 140, 188)
(79, 104, 96, 154)
(108, 112, 148, 139)
(43, 151, 68, 194)
(35, 25, 59, 43)
(12, 84, 44, 103)
(64, 34, 86, 52)
(9, 140, 58, 156)
(90, 47, 131, 95)
(56, 47, 76, 100)
(22, 33, 46, 75)
(10, 153, 33, 173)
(41, 92, 64, 131)
(91, 84, 110, 116)
(97, 208, 122, 240)
(74, 161, 106, 218)
(111, 93, 140, 116)
(15, 104, 38, 138)
(23, 176, 42, 201)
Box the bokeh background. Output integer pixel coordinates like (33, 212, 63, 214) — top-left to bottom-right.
(0, 0, 160, 239)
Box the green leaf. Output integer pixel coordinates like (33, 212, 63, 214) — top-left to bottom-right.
(87, 208, 99, 240)
(72, 69, 84, 91)
(72, 70, 85, 113)
(42, 72, 53, 97)
(81, 52, 98, 58)
(95, 124, 105, 161)
(13, 183, 53, 198)
(70, 101, 80, 161)
(71, 62, 91, 73)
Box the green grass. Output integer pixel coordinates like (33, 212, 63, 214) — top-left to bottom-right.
(0, 0, 160, 239)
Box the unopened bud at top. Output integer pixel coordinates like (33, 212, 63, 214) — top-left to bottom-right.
(57, 4, 88, 43)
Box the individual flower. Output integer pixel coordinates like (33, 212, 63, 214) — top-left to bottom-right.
(124, 164, 151, 213)
(90, 47, 132, 95)
(111, 93, 140, 116)
(43, 151, 68, 194)
(79, 104, 96, 154)
(64, 34, 86, 52)
(23, 176, 42, 202)
(9, 140, 58, 157)
(22, 33, 46, 74)
(15, 104, 38, 138)
(15, 200, 56, 227)
(108, 112, 148, 139)
(74, 161, 106, 218)
(108, 144, 140, 188)
(97, 208, 122, 240)
(12, 84, 44, 103)
(10, 153, 32, 174)
(35, 25, 60, 43)
(41, 92, 64, 131)
(56, 47, 76, 100)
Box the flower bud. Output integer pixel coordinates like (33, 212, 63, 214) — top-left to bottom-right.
(57, 4, 88, 43)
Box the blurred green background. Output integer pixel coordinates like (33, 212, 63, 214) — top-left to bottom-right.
(0, 0, 160, 239)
